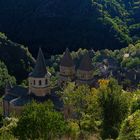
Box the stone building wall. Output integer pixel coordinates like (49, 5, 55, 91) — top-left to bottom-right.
(3, 100, 10, 116)
(60, 66, 75, 76)
(77, 70, 94, 80)
(10, 104, 24, 116)
(29, 77, 51, 96)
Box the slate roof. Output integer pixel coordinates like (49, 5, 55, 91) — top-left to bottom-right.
(3, 94, 16, 101)
(7, 89, 63, 109)
(29, 48, 47, 78)
(78, 52, 93, 71)
(7, 86, 28, 97)
(60, 48, 74, 67)
(10, 95, 31, 107)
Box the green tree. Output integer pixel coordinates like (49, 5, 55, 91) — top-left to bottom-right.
(98, 78, 131, 139)
(14, 101, 67, 140)
(0, 132, 16, 140)
(0, 117, 18, 140)
(0, 61, 16, 95)
(131, 90, 140, 114)
(61, 83, 101, 139)
(118, 110, 140, 140)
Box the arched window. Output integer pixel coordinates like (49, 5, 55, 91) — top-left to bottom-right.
(39, 80, 42, 85)
(45, 79, 47, 85)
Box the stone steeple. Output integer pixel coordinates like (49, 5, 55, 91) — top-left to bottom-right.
(60, 48, 74, 67)
(78, 52, 93, 71)
(59, 48, 75, 85)
(29, 48, 51, 97)
(76, 52, 94, 86)
(30, 48, 47, 78)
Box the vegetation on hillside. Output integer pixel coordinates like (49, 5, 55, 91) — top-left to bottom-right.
(47, 41, 140, 90)
(0, 61, 16, 95)
(0, 32, 35, 82)
(0, 0, 139, 54)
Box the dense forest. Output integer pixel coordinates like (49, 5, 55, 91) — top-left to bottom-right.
(0, 0, 140, 54)
(0, 32, 35, 83)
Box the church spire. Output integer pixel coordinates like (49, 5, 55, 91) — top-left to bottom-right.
(78, 52, 93, 71)
(30, 48, 47, 78)
(60, 48, 74, 67)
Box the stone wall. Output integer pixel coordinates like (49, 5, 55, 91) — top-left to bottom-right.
(77, 70, 94, 80)
(29, 77, 51, 96)
(60, 66, 75, 76)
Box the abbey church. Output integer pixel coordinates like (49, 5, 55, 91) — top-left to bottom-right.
(2, 48, 94, 116)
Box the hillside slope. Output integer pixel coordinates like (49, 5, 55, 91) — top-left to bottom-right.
(0, 33, 35, 82)
(0, 0, 139, 54)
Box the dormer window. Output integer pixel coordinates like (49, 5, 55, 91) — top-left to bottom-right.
(39, 80, 42, 85)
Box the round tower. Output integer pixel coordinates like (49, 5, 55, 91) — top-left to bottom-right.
(59, 48, 75, 85)
(29, 48, 51, 97)
(76, 52, 94, 86)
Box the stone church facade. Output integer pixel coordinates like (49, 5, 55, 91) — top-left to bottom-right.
(2, 48, 94, 117)
(59, 48, 94, 86)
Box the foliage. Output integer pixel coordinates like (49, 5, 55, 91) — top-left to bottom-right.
(0, 78, 139, 140)
(98, 78, 131, 139)
(118, 110, 140, 140)
(61, 82, 102, 139)
(118, 43, 140, 69)
(0, 132, 16, 140)
(0, 32, 35, 83)
(0, 0, 139, 53)
(66, 120, 80, 140)
(13, 101, 67, 140)
(61, 79, 133, 139)
(0, 61, 16, 95)
(0, 117, 18, 134)
(0, 32, 7, 39)
(131, 90, 140, 114)
(0, 117, 18, 140)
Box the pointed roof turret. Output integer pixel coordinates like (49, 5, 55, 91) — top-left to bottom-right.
(60, 48, 74, 67)
(78, 52, 93, 71)
(30, 48, 47, 78)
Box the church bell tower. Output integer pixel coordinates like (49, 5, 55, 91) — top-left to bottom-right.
(28, 48, 51, 96)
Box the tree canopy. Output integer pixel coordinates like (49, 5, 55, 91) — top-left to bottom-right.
(0, 61, 16, 95)
(14, 101, 67, 140)
(118, 110, 140, 140)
